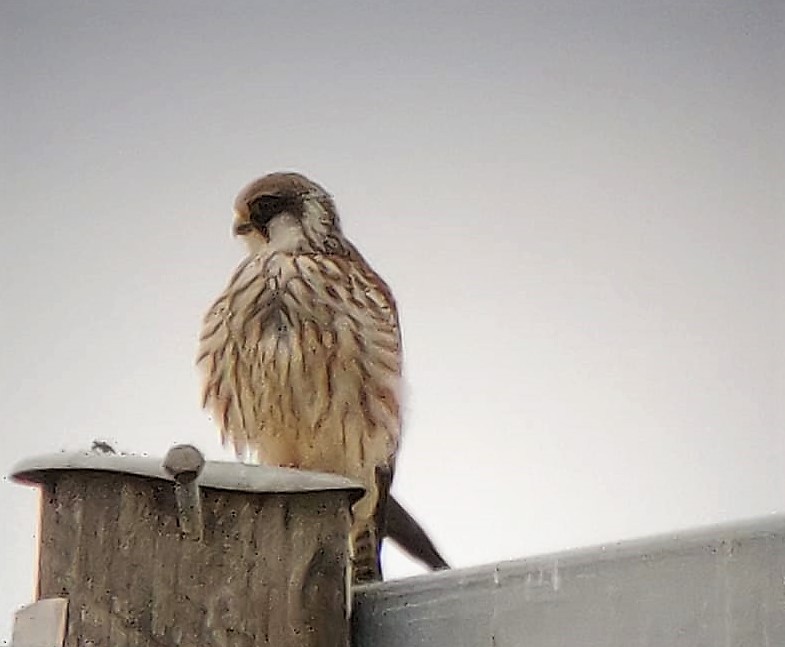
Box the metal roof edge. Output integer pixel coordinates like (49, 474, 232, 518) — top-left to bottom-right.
(356, 512, 785, 598)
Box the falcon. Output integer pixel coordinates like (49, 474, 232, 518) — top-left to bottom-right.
(197, 172, 446, 582)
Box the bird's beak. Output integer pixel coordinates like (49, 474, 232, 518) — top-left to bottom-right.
(233, 221, 254, 237)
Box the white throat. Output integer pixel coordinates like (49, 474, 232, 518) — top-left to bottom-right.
(260, 212, 309, 254)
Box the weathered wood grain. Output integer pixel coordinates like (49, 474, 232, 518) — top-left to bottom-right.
(35, 470, 353, 647)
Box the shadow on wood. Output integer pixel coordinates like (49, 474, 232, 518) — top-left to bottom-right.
(11, 449, 363, 647)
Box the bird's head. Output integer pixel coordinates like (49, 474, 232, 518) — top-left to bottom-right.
(232, 172, 346, 255)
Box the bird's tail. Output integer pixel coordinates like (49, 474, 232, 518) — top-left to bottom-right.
(386, 495, 449, 571)
(350, 466, 450, 583)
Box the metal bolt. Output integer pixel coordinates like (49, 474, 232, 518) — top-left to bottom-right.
(163, 444, 205, 541)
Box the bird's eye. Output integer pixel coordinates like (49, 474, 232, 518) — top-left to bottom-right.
(248, 195, 294, 230)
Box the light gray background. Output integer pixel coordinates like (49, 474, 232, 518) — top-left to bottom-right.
(1, 1, 783, 641)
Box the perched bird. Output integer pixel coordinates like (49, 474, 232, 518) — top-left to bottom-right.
(197, 172, 444, 582)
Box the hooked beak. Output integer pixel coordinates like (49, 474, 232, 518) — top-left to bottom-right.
(233, 221, 254, 236)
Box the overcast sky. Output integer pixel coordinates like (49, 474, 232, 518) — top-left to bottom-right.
(1, 0, 783, 640)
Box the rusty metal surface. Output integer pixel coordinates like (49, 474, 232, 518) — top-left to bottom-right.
(11, 451, 363, 497)
(353, 515, 785, 647)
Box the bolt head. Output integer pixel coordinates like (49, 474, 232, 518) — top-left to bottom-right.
(163, 444, 205, 479)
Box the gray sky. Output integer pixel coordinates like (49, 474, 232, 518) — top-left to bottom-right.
(1, 0, 783, 639)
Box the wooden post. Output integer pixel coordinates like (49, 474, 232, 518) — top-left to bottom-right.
(11, 449, 363, 647)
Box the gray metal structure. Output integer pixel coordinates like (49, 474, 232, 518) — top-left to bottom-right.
(353, 515, 785, 647)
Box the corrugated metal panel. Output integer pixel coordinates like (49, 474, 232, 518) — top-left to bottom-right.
(353, 515, 785, 646)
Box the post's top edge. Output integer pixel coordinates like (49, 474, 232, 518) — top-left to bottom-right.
(10, 451, 365, 498)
